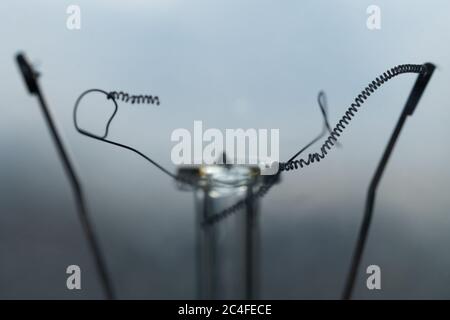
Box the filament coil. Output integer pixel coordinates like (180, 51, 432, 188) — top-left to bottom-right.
(205, 64, 427, 225)
(280, 64, 426, 172)
(108, 91, 160, 105)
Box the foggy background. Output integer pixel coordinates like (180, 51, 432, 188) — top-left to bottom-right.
(1, 0, 450, 299)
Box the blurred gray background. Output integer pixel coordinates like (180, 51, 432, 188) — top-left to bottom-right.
(1, 0, 450, 299)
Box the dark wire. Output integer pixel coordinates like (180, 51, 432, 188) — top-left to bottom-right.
(288, 91, 341, 163)
(15, 52, 116, 300)
(280, 64, 425, 172)
(73, 88, 337, 226)
(25, 85, 115, 299)
(73, 89, 177, 180)
(342, 63, 435, 300)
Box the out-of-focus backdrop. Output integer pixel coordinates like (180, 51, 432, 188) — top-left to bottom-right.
(1, 0, 450, 299)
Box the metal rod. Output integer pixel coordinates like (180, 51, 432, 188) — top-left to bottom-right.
(245, 187, 259, 300)
(342, 63, 435, 300)
(15, 52, 115, 299)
